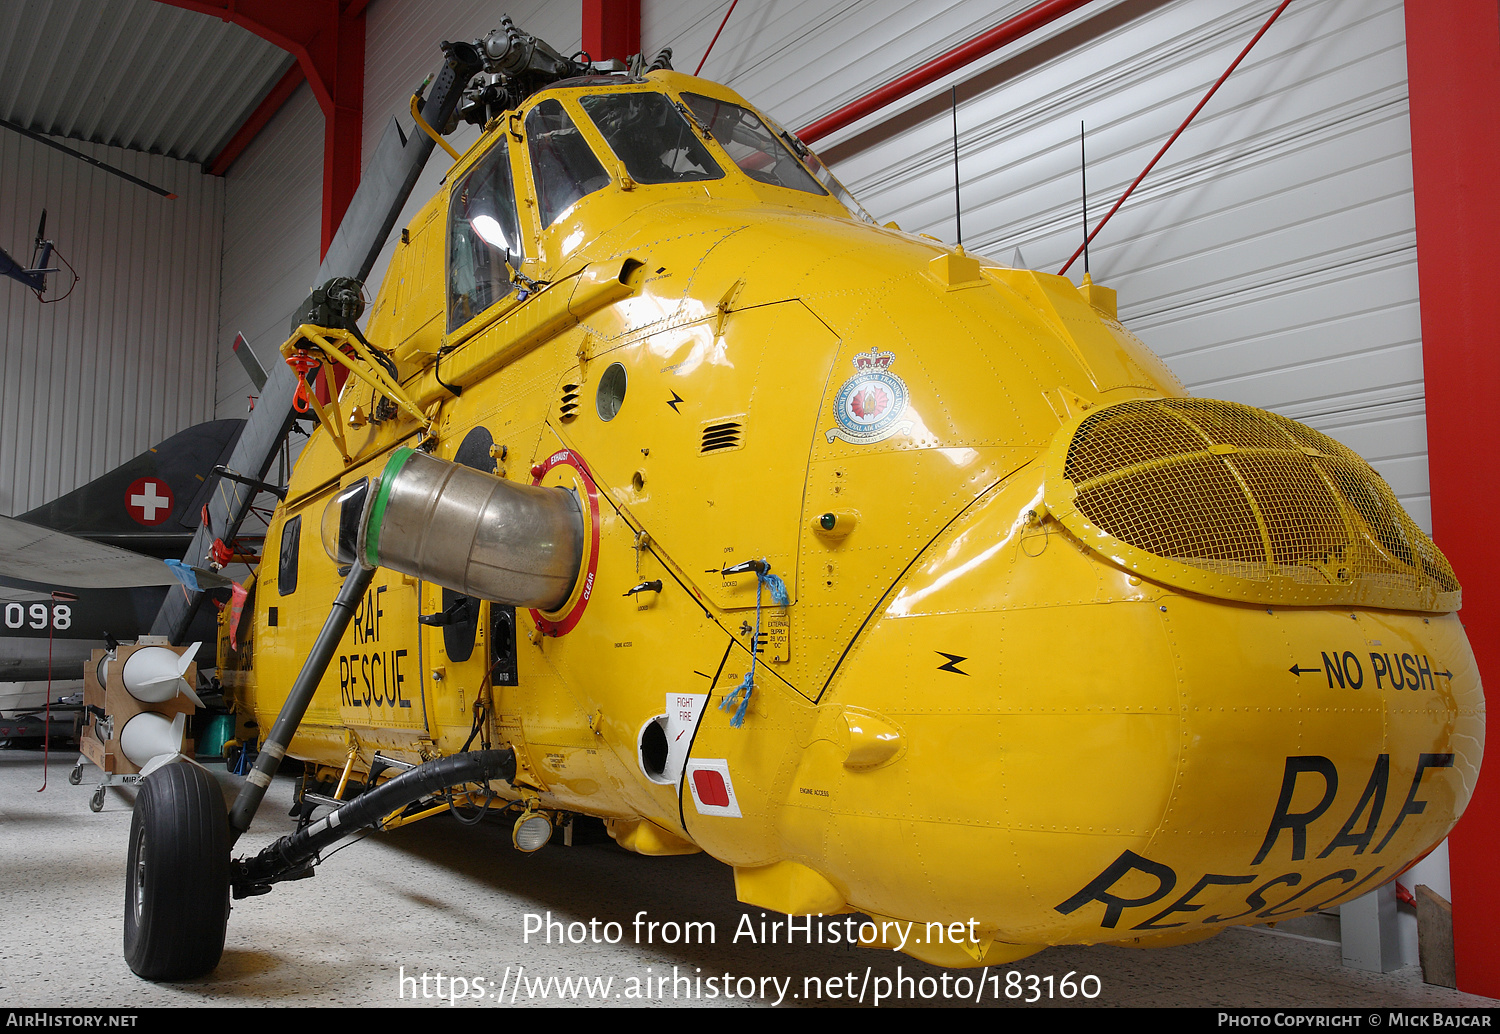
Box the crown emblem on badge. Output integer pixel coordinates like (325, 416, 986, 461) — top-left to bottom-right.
(851, 348, 896, 373)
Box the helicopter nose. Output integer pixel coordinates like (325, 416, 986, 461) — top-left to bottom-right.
(798, 459, 1481, 953)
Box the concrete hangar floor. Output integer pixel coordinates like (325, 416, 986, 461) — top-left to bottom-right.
(1, 748, 1494, 1009)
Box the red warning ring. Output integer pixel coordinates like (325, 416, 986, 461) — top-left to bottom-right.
(530, 448, 601, 637)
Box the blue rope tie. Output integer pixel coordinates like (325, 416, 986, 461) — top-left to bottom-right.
(720, 561, 788, 727)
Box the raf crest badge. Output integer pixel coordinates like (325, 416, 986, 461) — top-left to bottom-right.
(826, 348, 912, 445)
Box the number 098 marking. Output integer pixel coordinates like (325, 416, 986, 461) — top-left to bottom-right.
(3, 603, 72, 630)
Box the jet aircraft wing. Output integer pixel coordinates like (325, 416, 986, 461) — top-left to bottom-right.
(0, 515, 177, 588)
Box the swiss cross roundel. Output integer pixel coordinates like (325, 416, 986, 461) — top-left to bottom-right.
(125, 477, 174, 526)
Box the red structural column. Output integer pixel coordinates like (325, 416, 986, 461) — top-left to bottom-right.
(1405, 0, 1500, 999)
(317, 7, 365, 257)
(582, 0, 640, 63)
(155, 1, 365, 257)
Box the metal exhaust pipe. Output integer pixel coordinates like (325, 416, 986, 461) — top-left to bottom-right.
(363, 447, 583, 611)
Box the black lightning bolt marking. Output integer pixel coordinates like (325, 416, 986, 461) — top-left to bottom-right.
(667, 391, 683, 412)
(936, 652, 969, 675)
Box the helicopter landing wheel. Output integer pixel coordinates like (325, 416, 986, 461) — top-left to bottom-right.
(68, 765, 82, 785)
(89, 786, 105, 812)
(123, 763, 230, 980)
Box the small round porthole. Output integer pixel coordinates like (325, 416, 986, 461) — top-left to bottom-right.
(596, 362, 627, 421)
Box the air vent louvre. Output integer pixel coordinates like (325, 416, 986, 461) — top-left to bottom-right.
(700, 421, 743, 454)
(558, 383, 581, 421)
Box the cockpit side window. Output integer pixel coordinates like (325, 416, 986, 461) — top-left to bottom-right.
(796, 146, 877, 224)
(762, 116, 878, 224)
(277, 515, 301, 597)
(578, 92, 724, 184)
(449, 140, 524, 332)
(525, 99, 611, 229)
(680, 93, 827, 196)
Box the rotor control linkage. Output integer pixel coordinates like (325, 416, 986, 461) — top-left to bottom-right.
(232, 748, 516, 897)
(227, 563, 377, 840)
(211, 465, 289, 501)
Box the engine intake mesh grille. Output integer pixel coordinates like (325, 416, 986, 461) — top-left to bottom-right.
(1053, 399, 1459, 611)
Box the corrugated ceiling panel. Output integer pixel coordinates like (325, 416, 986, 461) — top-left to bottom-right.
(0, 128, 223, 515)
(0, 0, 293, 166)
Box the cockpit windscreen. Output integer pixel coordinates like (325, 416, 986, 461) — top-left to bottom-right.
(680, 93, 826, 196)
(579, 92, 725, 185)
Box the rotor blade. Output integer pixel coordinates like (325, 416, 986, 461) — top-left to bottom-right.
(232, 332, 268, 391)
(152, 45, 484, 642)
(0, 119, 177, 200)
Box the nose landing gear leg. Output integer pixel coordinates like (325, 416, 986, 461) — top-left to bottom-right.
(123, 564, 375, 981)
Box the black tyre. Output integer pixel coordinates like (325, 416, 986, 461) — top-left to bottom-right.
(68, 766, 82, 785)
(123, 763, 231, 980)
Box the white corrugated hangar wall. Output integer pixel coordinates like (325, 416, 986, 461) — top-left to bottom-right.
(0, 137, 222, 515)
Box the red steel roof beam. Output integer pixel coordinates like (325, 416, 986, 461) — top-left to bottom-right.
(153, 1, 365, 257)
(315, 7, 364, 257)
(797, 0, 1093, 145)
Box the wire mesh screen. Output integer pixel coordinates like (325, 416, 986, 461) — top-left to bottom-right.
(1060, 399, 1459, 610)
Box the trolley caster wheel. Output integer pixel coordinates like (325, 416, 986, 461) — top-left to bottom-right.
(69, 766, 83, 786)
(123, 763, 230, 980)
(90, 786, 105, 812)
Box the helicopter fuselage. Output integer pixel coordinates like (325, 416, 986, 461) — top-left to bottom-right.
(222, 69, 1482, 969)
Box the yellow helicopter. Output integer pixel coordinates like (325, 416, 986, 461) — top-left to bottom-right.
(116, 18, 1483, 981)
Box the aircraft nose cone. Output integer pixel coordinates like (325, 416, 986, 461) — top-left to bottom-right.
(801, 469, 1482, 946)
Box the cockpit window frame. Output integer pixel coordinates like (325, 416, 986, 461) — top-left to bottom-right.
(678, 91, 829, 198)
(523, 97, 613, 233)
(577, 91, 726, 186)
(447, 135, 527, 336)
